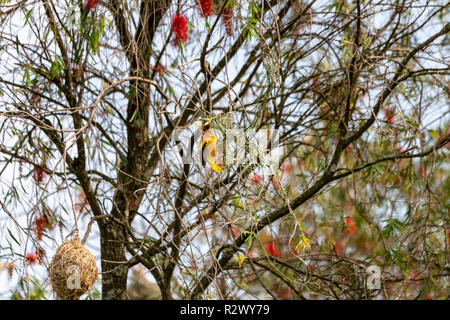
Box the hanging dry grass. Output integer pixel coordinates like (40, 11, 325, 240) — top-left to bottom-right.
(48, 236, 98, 300)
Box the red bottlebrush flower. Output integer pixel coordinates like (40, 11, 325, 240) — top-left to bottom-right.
(172, 14, 188, 45)
(344, 217, 356, 235)
(33, 165, 46, 182)
(25, 252, 38, 265)
(264, 241, 281, 258)
(198, 0, 212, 17)
(222, 7, 233, 35)
(250, 173, 263, 186)
(83, 0, 98, 10)
(34, 215, 48, 241)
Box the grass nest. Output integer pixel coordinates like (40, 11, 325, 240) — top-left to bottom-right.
(48, 236, 98, 300)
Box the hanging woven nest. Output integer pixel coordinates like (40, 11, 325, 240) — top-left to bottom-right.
(48, 236, 98, 300)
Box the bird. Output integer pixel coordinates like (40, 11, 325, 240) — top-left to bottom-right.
(200, 119, 224, 173)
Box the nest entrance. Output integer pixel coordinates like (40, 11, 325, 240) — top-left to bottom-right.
(48, 237, 98, 300)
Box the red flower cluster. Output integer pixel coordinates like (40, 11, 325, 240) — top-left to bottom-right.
(83, 0, 98, 10)
(222, 7, 233, 35)
(264, 241, 281, 258)
(25, 252, 38, 265)
(344, 217, 356, 235)
(33, 165, 46, 182)
(25, 248, 45, 265)
(35, 215, 50, 241)
(172, 14, 188, 45)
(198, 0, 212, 17)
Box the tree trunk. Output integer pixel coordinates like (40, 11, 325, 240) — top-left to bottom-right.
(100, 221, 128, 300)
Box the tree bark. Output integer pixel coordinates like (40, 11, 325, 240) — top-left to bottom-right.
(100, 221, 129, 300)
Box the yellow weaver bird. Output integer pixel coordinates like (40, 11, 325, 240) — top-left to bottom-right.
(200, 119, 224, 173)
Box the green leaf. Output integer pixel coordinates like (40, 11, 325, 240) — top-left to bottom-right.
(22, 67, 31, 85)
(428, 129, 440, 139)
(243, 231, 255, 249)
(126, 86, 137, 98)
(7, 228, 20, 247)
(382, 222, 394, 238)
(50, 56, 65, 79)
(233, 195, 243, 208)
(24, 9, 32, 27)
(89, 28, 100, 54)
